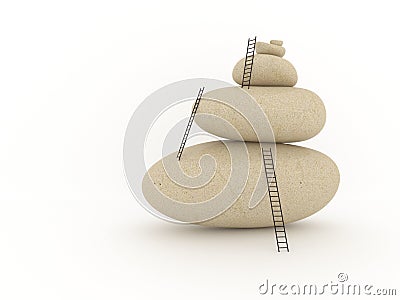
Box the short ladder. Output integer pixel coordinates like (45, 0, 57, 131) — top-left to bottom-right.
(176, 87, 205, 160)
(241, 37, 256, 89)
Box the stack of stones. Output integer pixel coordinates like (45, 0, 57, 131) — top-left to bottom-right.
(142, 40, 340, 228)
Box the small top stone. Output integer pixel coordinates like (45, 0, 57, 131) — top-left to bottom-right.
(270, 40, 283, 46)
(232, 54, 297, 86)
(255, 42, 286, 57)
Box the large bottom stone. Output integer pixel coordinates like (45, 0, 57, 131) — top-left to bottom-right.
(142, 141, 339, 228)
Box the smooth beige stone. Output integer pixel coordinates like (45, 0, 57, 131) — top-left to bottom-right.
(195, 86, 326, 143)
(142, 142, 340, 228)
(232, 54, 297, 86)
(256, 42, 286, 57)
(270, 40, 283, 46)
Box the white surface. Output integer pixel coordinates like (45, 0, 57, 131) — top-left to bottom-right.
(0, 1, 399, 299)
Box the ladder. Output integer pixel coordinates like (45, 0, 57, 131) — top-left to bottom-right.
(241, 36, 257, 89)
(176, 87, 205, 161)
(262, 147, 289, 252)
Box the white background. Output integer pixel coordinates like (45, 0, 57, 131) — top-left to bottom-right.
(1, 1, 399, 299)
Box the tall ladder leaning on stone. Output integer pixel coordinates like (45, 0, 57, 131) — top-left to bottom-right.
(241, 36, 257, 88)
(176, 87, 205, 161)
(262, 148, 289, 252)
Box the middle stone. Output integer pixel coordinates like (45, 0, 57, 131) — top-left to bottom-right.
(195, 86, 326, 143)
